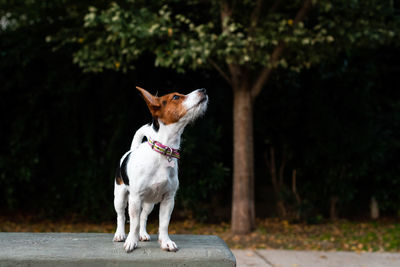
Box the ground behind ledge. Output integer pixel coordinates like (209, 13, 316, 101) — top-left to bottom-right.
(0, 216, 399, 252)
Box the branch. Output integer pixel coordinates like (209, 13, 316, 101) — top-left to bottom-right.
(250, 0, 263, 29)
(293, 0, 312, 24)
(250, 42, 285, 100)
(279, 150, 286, 188)
(250, 0, 313, 100)
(269, 147, 278, 191)
(292, 169, 301, 220)
(292, 169, 301, 205)
(220, 0, 232, 23)
(220, 0, 241, 90)
(208, 59, 232, 86)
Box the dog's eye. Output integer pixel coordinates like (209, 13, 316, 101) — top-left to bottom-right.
(172, 95, 180, 100)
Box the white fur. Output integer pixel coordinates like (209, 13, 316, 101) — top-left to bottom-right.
(113, 89, 208, 252)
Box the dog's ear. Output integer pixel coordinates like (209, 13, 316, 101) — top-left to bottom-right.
(136, 86, 161, 116)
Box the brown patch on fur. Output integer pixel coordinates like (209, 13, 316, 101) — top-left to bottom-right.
(116, 176, 123, 185)
(157, 93, 187, 124)
(136, 86, 188, 125)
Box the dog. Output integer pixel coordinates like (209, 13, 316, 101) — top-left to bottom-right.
(113, 86, 208, 252)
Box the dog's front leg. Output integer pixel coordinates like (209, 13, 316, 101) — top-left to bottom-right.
(140, 202, 154, 241)
(158, 196, 178, 252)
(124, 196, 141, 252)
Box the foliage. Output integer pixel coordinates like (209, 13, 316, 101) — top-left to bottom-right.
(59, 0, 400, 75)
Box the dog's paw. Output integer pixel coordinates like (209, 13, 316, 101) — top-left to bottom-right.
(113, 232, 126, 242)
(139, 232, 151, 241)
(159, 239, 178, 252)
(123, 232, 139, 253)
(123, 237, 138, 252)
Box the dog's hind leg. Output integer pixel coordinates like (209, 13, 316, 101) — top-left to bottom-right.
(139, 202, 154, 241)
(113, 183, 128, 242)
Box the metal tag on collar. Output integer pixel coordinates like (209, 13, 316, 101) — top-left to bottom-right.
(165, 147, 173, 162)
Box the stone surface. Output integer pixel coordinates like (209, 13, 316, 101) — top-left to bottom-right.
(0, 233, 236, 267)
(232, 249, 400, 267)
(232, 250, 269, 266)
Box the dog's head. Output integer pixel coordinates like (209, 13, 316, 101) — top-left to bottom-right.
(136, 86, 208, 127)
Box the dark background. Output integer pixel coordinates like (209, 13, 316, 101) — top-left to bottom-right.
(1, 1, 400, 223)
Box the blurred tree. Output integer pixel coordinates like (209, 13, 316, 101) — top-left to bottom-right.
(60, 0, 400, 233)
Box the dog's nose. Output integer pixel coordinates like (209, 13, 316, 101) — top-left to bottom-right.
(199, 88, 206, 94)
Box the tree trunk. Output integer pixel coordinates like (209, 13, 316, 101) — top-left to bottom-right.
(370, 197, 379, 220)
(330, 195, 339, 221)
(292, 169, 301, 220)
(266, 146, 287, 218)
(231, 85, 255, 234)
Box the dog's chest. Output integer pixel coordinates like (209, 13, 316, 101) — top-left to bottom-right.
(141, 167, 178, 203)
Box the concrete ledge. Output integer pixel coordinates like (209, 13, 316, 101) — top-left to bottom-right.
(0, 233, 236, 267)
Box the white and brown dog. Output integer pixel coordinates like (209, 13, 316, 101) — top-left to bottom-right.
(113, 86, 208, 252)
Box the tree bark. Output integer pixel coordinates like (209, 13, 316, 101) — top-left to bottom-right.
(231, 84, 255, 234)
(330, 195, 339, 221)
(370, 197, 379, 220)
(292, 169, 301, 219)
(266, 147, 287, 218)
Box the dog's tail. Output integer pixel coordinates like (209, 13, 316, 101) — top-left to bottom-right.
(130, 124, 150, 151)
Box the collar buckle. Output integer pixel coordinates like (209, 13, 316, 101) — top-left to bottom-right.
(148, 137, 180, 160)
